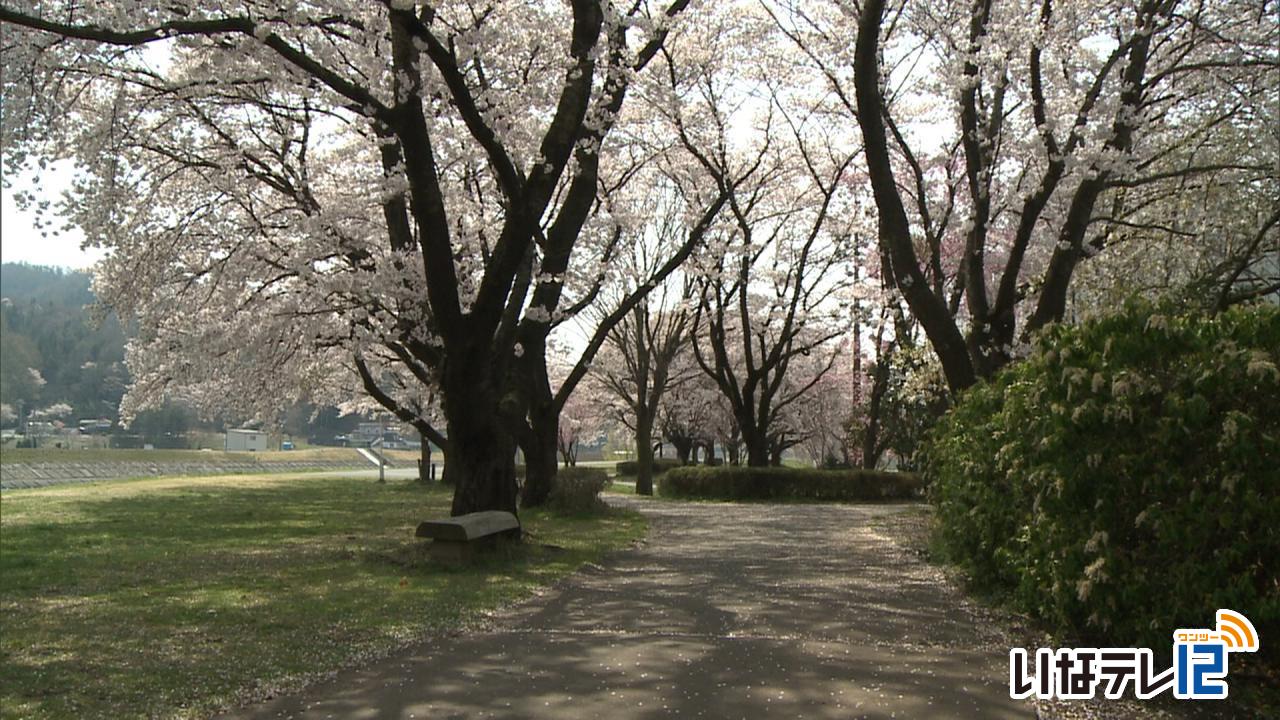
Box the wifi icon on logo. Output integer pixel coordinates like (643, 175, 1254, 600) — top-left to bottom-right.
(1216, 609, 1259, 652)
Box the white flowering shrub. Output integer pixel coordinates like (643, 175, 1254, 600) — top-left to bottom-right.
(925, 300, 1279, 662)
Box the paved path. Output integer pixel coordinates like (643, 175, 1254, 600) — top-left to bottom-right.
(220, 498, 1032, 719)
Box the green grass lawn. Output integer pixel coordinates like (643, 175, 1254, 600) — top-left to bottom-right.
(0, 474, 645, 719)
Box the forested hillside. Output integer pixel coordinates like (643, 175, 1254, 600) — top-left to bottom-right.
(0, 263, 128, 424)
(0, 264, 366, 441)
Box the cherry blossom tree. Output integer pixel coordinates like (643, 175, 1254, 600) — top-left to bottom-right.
(505, 141, 736, 506)
(586, 164, 724, 493)
(594, 282, 693, 493)
(635, 3, 861, 469)
(0, 403, 17, 427)
(32, 402, 73, 421)
(507, 4, 775, 505)
(791, 341, 855, 467)
(1070, 91, 1279, 312)
(768, 0, 1278, 392)
(554, 371, 609, 467)
(846, 305, 899, 469)
(842, 248, 917, 469)
(686, 134, 855, 466)
(656, 364, 726, 464)
(1, 0, 695, 516)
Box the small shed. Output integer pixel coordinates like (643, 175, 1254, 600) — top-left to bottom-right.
(225, 428, 268, 452)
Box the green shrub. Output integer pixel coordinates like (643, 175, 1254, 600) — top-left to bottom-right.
(547, 466, 610, 513)
(924, 300, 1280, 659)
(614, 458, 683, 476)
(657, 465, 925, 501)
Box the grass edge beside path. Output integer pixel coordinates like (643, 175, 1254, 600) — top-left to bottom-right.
(0, 473, 646, 720)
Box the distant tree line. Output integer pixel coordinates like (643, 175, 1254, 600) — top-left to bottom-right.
(0, 263, 366, 444)
(1, 263, 127, 426)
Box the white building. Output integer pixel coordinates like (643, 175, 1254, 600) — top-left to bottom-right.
(225, 428, 268, 452)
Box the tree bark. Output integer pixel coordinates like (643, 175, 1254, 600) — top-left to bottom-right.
(860, 351, 892, 469)
(446, 412, 518, 516)
(672, 436, 693, 465)
(520, 396, 559, 508)
(701, 441, 718, 466)
(634, 411, 656, 495)
(443, 358, 519, 515)
(854, 0, 976, 394)
(743, 429, 769, 467)
(737, 414, 769, 467)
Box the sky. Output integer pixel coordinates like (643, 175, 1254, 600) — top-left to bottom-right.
(1, 160, 105, 270)
(2, 42, 175, 272)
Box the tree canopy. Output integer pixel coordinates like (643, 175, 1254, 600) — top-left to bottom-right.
(2, 0, 1275, 511)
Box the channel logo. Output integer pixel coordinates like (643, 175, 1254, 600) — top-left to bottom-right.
(1010, 609, 1259, 700)
(1208, 609, 1258, 652)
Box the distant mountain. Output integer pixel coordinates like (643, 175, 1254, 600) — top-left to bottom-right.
(0, 263, 128, 424)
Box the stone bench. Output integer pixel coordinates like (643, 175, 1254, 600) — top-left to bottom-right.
(415, 510, 521, 563)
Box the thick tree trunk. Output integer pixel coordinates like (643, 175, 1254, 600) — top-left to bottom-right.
(743, 427, 769, 467)
(634, 412, 656, 496)
(520, 403, 559, 508)
(447, 416, 518, 516)
(444, 364, 519, 516)
(511, 333, 559, 508)
(672, 437, 693, 465)
(1025, 180, 1103, 335)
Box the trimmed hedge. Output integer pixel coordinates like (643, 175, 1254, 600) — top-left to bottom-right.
(615, 458, 683, 476)
(657, 466, 925, 501)
(547, 466, 610, 513)
(924, 300, 1279, 660)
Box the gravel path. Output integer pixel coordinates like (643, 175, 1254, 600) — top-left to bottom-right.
(219, 497, 1036, 719)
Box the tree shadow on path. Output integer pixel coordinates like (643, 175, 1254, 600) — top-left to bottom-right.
(217, 499, 1032, 719)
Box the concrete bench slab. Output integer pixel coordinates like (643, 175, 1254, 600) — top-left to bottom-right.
(416, 511, 521, 564)
(416, 511, 520, 541)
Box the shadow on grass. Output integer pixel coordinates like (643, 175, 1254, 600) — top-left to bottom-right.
(0, 476, 645, 720)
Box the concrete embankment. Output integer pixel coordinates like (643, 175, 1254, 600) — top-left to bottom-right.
(0, 459, 383, 490)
